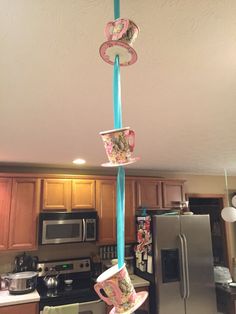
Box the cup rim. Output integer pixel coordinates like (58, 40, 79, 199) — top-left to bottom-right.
(113, 18, 140, 32)
(99, 127, 130, 135)
(96, 263, 126, 283)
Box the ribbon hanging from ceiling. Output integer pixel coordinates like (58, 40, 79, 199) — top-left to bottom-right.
(99, 0, 139, 269)
(113, 15, 125, 267)
(94, 1, 150, 312)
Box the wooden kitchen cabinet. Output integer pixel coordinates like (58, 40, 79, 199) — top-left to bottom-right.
(162, 180, 185, 208)
(71, 179, 95, 210)
(0, 178, 40, 251)
(8, 178, 40, 251)
(125, 179, 136, 243)
(137, 178, 185, 209)
(96, 178, 136, 244)
(136, 179, 162, 209)
(135, 286, 150, 312)
(42, 178, 95, 211)
(96, 179, 116, 245)
(0, 302, 38, 314)
(0, 178, 12, 250)
(42, 179, 71, 211)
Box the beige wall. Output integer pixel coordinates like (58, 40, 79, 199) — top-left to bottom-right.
(1, 171, 236, 273)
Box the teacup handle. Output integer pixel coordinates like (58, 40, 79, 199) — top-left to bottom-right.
(105, 19, 129, 41)
(94, 280, 122, 306)
(128, 130, 135, 152)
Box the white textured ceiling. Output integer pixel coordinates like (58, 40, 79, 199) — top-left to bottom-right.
(1, 0, 236, 174)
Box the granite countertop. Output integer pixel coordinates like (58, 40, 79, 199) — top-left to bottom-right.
(0, 290, 40, 307)
(130, 274, 150, 288)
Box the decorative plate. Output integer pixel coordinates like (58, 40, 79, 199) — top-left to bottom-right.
(101, 157, 140, 167)
(109, 291, 148, 314)
(99, 40, 138, 66)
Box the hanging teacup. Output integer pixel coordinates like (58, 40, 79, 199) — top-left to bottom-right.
(99, 18, 139, 66)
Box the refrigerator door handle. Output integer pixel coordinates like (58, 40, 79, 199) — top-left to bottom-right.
(182, 234, 190, 299)
(178, 234, 187, 299)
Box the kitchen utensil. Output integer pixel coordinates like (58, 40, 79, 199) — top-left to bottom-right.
(44, 271, 59, 289)
(64, 279, 73, 285)
(0, 274, 9, 291)
(2, 271, 38, 294)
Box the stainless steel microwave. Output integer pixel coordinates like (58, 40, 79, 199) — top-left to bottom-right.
(38, 211, 97, 245)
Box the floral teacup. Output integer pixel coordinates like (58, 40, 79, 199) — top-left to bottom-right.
(94, 264, 137, 313)
(100, 127, 135, 165)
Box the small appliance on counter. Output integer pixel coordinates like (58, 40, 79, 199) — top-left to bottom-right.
(14, 252, 38, 272)
(1, 271, 38, 295)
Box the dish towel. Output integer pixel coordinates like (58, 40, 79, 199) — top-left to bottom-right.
(42, 303, 79, 314)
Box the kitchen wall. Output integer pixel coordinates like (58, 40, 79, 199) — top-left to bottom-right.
(1, 170, 236, 273)
(0, 243, 99, 274)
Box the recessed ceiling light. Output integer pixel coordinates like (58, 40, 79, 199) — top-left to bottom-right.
(73, 158, 86, 165)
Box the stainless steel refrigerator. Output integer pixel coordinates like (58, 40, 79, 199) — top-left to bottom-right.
(152, 214, 217, 314)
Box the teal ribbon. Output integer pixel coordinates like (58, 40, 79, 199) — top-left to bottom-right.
(113, 56, 125, 269)
(114, 0, 120, 20)
(113, 1, 125, 269)
(113, 56, 122, 129)
(116, 167, 125, 269)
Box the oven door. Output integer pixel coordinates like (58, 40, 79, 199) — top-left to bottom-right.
(39, 300, 105, 314)
(42, 219, 83, 244)
(79, 300, 106, 314)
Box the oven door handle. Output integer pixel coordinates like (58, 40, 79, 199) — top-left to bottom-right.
(82, 219, 86, 242)
(79, 299, 103, 305)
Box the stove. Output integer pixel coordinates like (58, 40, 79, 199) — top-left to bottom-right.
(37, 258, 105, 313)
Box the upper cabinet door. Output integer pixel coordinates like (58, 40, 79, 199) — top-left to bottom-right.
(71, 180, 95, 210)
(0, 178, 12, 250)
(8, 178, 40, 251)
(136, 179, 162, 209)
(162, 181, 185, 208)
(96, 179, 116, 245)
(125, 179, 136, 243)
(42, 179, 71, 211)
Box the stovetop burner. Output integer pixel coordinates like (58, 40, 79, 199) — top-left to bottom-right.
(37, 258, 99, 310)
(37, 278, 98, 301)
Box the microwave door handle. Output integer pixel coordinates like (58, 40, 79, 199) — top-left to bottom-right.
(82, 219, 86, 241)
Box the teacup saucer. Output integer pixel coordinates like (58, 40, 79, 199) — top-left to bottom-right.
(99, 40, 138, 66)
(101, 157, 140, 167)
(109, 291, 148, 314)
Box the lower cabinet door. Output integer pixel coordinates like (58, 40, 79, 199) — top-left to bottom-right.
(0, 302, 38, 314)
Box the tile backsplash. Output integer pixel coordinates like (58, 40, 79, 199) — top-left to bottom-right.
(0, 243, 99, 274)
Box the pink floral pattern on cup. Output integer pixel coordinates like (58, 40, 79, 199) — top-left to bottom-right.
(100, 127, 135, 165)
(105, 18, 139, 46)
(94, 264, 138, 313)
